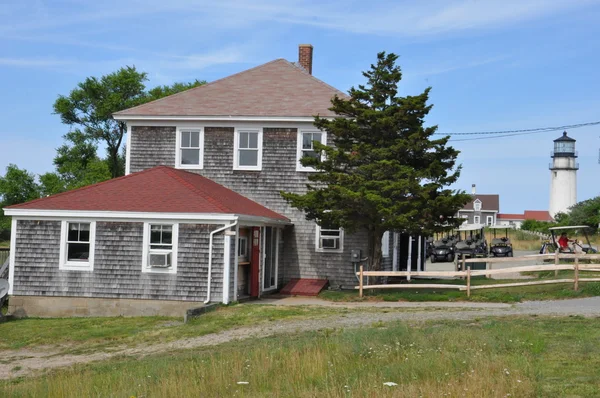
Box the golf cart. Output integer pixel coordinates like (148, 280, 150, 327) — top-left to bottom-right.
(489, 225, 514, 257)
(545, 225, 598, 254)
(429, 236, 456, 263)
(455, 224, 488, 259)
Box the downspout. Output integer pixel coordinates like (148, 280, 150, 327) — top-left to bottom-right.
(204, 220, 238, 304)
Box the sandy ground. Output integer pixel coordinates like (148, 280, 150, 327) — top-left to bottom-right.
(2, 296, 600, 380)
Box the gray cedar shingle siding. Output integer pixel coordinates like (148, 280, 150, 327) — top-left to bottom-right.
(13, 220, 224, 302)
(129, 126, 369, 288)
(130, 126, 176, 172)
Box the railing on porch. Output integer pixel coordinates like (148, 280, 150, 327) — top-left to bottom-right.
(356, 253, 600, 298)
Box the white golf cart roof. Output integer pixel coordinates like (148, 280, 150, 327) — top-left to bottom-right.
(489, 225, 515, 230)
(548, 225, 591, 231)
(457, 223, 485, 232)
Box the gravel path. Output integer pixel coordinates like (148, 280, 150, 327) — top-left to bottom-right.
(2, 297, 600, 380)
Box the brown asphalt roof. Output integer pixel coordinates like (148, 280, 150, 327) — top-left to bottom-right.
(114, 59, 347, 118)
(462, 194, 500, 211)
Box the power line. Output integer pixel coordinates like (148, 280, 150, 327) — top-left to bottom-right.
(435, 121, 600, 142)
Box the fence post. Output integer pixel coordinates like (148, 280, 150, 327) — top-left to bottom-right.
(359, 265, 364, 298)
(554, 252, 559, 277)
(574, 256, 579, 291)
(467, 266, 471, 298)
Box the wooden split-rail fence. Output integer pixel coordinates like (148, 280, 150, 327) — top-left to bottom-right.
(356, 253, 600, 298)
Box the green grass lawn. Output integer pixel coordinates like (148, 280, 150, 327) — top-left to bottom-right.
(320, 276, 600, 303)
(0, 305, 389, 353)
(2, 316, 599, 397)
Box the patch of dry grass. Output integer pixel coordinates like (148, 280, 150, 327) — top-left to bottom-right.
(3, 317, 600, 397)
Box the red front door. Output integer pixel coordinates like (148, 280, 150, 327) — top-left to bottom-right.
(250, 227, 260, 297)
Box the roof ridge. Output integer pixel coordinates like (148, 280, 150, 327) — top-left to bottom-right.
(5, 167, 161, 209)
(161, 168, 233, 213)
(114, 59, 288, 116)
(281, 59, 348, 99)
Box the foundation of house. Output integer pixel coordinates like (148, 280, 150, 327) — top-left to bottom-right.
(8, 295, 204, 318)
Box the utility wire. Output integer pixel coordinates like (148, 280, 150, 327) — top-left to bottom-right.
(436, 121, 600, 142)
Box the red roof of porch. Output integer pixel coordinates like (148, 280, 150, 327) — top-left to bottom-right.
(6, 166, 289, 221)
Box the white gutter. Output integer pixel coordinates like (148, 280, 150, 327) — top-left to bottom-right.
(205, 220, 238, 304)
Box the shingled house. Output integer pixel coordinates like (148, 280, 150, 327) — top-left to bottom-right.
(456, 186, 500, 226)
(5, 45, 400, 317)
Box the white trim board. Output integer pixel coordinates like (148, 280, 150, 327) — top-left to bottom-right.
(4, 210, 291, 225)
(8, 218, 17, 295)
(114, 115, 329, 123)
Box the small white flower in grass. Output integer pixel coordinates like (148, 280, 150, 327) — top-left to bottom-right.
(237, 381, 249, 385)
(383, 382, 398, 387)
(517, 380, 522, 383)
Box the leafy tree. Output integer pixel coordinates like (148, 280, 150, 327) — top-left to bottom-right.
(53, 66, 147, 178)
(281, 52, 471, 271)
(145, 80, 206, 102)
(53, 67, 204, 178)
(566, 196, 600, 230)
(0, 165, 40, 230)
(39, 130, 112, 196)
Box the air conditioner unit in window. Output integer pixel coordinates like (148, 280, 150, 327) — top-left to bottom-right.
(149, 252, 171, 268)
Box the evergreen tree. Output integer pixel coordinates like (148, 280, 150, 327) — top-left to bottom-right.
(282, 52, 471, 271)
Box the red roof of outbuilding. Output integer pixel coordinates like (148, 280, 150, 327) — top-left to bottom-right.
(114, 59, 346, 118)
(524, 210, 553, 222)
(6, 166, 289, 221)
(497, 213, 524, 220)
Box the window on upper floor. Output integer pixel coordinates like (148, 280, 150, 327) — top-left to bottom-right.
(60, 221, 96, 271)
(297, 130, 326, 171)
(473, 199, 482, 212)
(315, 224, 344, 253)
(234, 128, 262, 170)
(142, 223, 179, 274)
(176, 128, 204, 169)
(474, 215, 481, 224)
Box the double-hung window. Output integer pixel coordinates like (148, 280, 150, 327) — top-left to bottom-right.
(60, 221, 96, 271)
(473, 200, 482, 212)
(315, 224, 344, 252)
(238, 236, 249, 262)
(234, 128, 262, 170)
(297, 130, 325, 171)
(143, 223, 178, 274)
(177, 128, 203, 169)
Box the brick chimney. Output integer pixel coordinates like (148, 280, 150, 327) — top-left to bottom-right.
(298, 44, 313, 75)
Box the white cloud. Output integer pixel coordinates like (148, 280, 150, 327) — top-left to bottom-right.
(0, 57, 70, 67)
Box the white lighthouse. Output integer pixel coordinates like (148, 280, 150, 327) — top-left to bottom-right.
(549, 131, 578, 217)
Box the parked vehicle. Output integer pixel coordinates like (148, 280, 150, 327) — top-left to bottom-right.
(429, 238, 456, 263)
(489, 225, 514, 257)
(543, 225, 598, 254)
(455, 224, 488, 259)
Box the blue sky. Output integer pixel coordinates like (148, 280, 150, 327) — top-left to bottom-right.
(0, 0, 599, 213)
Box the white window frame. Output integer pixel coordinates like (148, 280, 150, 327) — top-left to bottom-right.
(382, 231, 390, 258)
(238, 236, 249, 263)
(233, 127, 263, 171)
(175, 127, 204, 169)
(474, 215, 481, 224)
(473, 199, 482, 212)
(315, 224, 344, 253)
(486, 215, 494, 226)
(142, 222, 179, 274)
(296, 130, 326, 172)
(59, 220, 96, 271)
